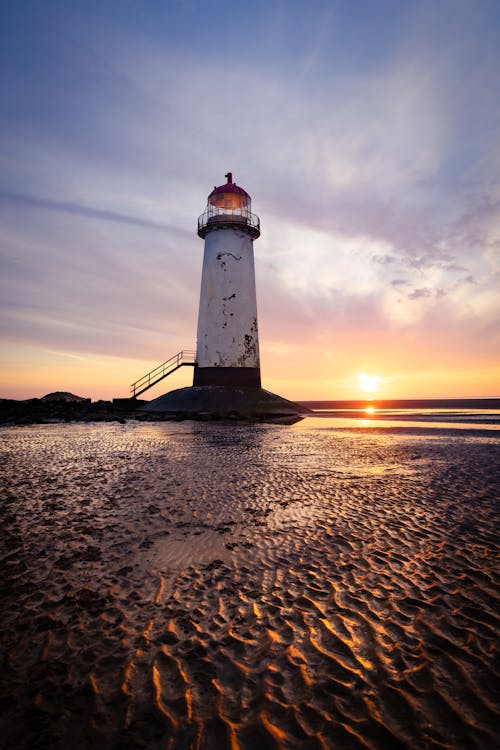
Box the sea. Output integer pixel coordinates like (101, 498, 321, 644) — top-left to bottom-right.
(299, 398, 500, 430)
(1, 400, 499, 749)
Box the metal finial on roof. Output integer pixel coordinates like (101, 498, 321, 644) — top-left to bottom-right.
(225, 172, 233, 184)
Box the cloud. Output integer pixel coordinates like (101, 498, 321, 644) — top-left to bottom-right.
(0, 190, 188, 234)
(0, 200, 199, 361)
(407, 288, 432, 300)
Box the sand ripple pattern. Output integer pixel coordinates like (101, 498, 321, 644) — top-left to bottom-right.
(1, 422, 499, 749)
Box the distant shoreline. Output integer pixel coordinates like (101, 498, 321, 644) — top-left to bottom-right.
(300, 398, 500, 410)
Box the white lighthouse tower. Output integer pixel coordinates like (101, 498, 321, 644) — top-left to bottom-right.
(194, 172, 261, 388)
(139, 172, 304, 421)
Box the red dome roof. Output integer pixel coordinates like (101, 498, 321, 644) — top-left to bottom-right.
(209, 172, 250, 198)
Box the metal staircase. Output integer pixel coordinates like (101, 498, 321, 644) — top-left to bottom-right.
(130, 350, 196, 398)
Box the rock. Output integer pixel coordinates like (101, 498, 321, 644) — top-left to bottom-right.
(39, 392, 90, 403)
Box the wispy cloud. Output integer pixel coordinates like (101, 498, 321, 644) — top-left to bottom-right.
(0, 191, 188, 233)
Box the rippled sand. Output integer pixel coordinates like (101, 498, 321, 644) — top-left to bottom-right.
(1, 422, 499, 749)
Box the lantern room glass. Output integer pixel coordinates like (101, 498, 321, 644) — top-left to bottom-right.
(208, 191, 250, 211)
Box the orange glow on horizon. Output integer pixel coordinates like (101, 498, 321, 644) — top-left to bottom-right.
(1, 342, 500, 402)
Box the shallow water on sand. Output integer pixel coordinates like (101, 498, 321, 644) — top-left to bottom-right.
(1, 422, 499, 750)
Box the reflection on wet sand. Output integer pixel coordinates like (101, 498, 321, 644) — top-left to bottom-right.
(1, 422, 499, 749)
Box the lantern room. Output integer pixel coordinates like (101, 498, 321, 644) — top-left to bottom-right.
(198, 172, 260, 239)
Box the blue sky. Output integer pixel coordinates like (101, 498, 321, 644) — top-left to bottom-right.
(1, 0, 499, 400)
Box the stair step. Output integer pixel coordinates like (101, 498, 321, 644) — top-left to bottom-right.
(131, 350, 196, 398)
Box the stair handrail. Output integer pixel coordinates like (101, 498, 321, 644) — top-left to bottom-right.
(130, 349, 196, 397)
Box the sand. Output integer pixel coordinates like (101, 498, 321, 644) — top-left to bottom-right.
(0, 421, 499, 749)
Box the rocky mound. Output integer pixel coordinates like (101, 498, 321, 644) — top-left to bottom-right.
(140, 385, 309, 423)
(39, 391, 90, 403)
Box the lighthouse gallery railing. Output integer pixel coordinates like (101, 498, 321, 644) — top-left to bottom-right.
(130, 349, 196, 398)
(198, 205, 260, 238)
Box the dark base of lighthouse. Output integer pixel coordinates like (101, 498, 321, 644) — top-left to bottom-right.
(139, 386, 309, 424)
(193, 366, 261, 388)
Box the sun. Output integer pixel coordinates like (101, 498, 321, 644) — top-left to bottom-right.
(357, 372, 381, 394)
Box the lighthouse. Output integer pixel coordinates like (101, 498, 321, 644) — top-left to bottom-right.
(139, 173, 305, 421)
(194, 172, 261, 388)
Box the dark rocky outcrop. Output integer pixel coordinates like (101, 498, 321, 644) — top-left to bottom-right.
(0, 389, 310, 425)
(0, 395, 145, 425)
(39, 391, 90, 403)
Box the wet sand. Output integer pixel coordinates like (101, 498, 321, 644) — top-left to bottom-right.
(1, 422, 499, 749)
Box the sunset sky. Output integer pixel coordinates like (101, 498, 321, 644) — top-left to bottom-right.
(1, 0, 499, 401)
